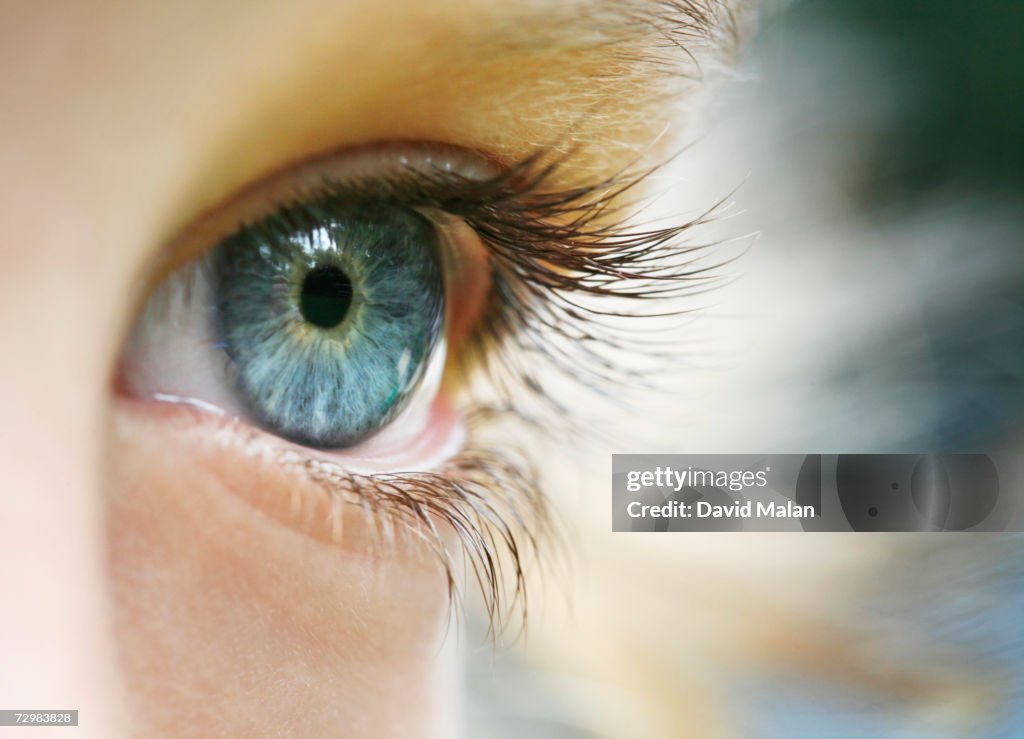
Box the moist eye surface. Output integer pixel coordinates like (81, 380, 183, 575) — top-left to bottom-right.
(213, 197, 444, 449)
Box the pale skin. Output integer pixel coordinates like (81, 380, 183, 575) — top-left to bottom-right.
(0, 0, 734, 736)
(6, 2, 991, 737)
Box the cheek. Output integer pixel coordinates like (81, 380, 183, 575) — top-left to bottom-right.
(106, 409, 457, 738)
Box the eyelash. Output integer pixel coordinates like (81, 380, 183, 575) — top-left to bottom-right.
(162, 145, 726, 634)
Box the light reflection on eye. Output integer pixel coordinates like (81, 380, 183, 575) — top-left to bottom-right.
(120, 144, 495, 452)
(212, 198, 444, 448)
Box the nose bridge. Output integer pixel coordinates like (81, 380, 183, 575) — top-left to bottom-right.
(0, 176, 127, 735)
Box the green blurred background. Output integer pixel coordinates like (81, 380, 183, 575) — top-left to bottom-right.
(780, 0, 1024, 206)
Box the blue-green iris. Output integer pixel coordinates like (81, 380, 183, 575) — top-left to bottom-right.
(213, 197, 444, 448)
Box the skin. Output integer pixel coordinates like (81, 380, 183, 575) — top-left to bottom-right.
(0, 0, 727, 735)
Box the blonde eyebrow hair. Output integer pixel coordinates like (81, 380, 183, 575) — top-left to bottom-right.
(476, 0, 755, 61)
(428, 0, 759, 176)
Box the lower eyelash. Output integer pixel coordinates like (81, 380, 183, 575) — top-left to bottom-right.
(282, 406, 553, 637)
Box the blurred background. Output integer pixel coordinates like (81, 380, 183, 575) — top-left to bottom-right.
(466, 1, 1024, 737)
(676, 0, 1024, 454)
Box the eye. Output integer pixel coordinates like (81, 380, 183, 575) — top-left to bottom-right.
(120, 144, 492, 453)
(116, 138, 707, 624)
(213, 199, 443, 448)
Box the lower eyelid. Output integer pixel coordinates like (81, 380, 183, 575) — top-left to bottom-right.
(112, 388, 547, 631)
(111, 391, 464, 560)
(108, 406, 459, 702)
(309, 389, 466, 474)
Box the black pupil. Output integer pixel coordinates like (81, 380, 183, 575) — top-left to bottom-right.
(300, 266, 353, 329)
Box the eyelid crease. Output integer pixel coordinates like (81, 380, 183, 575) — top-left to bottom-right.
(133, 143, 504, 308)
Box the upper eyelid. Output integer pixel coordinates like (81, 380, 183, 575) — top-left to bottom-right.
(161, 0, 733, 223)
(136, 142, 505, 293)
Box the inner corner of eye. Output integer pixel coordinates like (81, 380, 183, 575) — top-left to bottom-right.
(119, 180, 490, 456)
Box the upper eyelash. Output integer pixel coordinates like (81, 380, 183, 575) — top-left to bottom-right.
(207, 145, 731, 634)
(298, 147, 733, 405)
(393, 147, 735, 428)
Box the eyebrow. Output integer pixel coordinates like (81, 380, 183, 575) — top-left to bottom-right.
(475, 0, 750, 63)
(453, 0, 755, 169)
